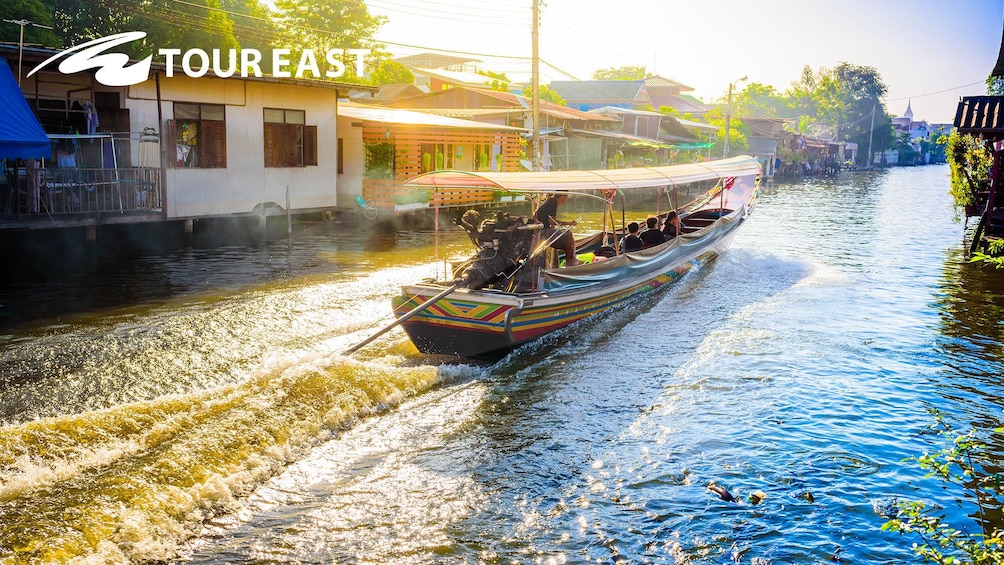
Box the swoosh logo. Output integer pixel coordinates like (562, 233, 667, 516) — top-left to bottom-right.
(27, 32, 152, 87)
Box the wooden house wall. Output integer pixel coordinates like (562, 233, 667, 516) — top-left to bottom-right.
(361, 125, 521, 208)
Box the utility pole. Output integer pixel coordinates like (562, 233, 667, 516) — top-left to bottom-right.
(531, 0, 541, 171)
(2, 19, 54, 87)
(723, 75, 746, 158)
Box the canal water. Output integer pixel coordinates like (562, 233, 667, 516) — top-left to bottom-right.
(2, 164, 1003, 564)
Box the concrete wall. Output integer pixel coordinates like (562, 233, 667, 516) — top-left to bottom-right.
(126, 75, 340, 218)
(336, 114, 364, 207)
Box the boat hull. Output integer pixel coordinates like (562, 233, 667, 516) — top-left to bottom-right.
(393, 211, 747, 359)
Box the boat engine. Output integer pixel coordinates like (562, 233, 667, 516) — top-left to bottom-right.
(455, 210, 536, 290)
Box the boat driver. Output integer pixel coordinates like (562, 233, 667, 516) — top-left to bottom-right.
(534, 193, 583, 267)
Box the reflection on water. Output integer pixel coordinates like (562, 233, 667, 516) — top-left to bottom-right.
(2, 165, 1004, 563)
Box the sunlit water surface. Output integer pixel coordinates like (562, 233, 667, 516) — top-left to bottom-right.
(2, 165, 1004, 564)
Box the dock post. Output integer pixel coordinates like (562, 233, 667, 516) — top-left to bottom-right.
(285, 185, 292, 240)
(184, 219, 194, 246)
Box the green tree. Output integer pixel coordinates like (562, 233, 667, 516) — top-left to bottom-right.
(0, 0, 60, 47)
(831, 62, 892, 163)
(987, 74, 1004, 96)
(42, 0, 240, 56)
(783, 63, 893, 166)
(44, 0, 119, 48)
(219, 0, 276, 71)
(592, 65, 646, 80)
(703, 107, 747, 157)
(478, 69, 509, 92)
(733, 82, 792, 118)
(272, 0, 385, 82)
(524, 83, 565, 105)
(368, 58, 413, 85)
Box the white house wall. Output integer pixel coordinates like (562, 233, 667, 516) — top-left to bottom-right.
(126, 75, 339, 218)
(336, 114, 364, 207)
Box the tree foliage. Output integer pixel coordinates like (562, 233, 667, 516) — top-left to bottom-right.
(524, 83, 566, 105)
(478, 69, 510, 92)
(21, 0, 384, 79)
(882, 410, 1004, 565)
(272, 0, 384, 81)
(724, 62, 894, 165)
(946, 131, 992, 212)
(732, 82, 791, 118)
(592, 65, 646, 81)
(368, 58, 413, 85)
(987, 74, 1004, 96)
(703, 107, 747, 157)
(41, 0, 241, 55)
(0, 0, 60, 47)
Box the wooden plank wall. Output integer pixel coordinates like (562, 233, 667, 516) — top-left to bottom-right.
(361, 125, 522, 209)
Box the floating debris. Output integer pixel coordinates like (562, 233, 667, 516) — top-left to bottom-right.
(707, 482, 735, 502)
(749, 490, 767, 505)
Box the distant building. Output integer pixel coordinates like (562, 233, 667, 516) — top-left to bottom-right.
(892, 100, 930, 140)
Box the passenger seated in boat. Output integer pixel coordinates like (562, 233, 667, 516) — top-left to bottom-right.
(662, 211, 681, 239)
(620, 222, 643, 253)
(534, 193, 583, 267)
(594, 245, 617, 258)
(640, 216, 666, 247)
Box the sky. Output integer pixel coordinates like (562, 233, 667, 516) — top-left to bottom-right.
(366, 0, 1004, 124)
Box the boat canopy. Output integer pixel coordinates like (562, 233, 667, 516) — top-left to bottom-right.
(403, 155, 762, 194)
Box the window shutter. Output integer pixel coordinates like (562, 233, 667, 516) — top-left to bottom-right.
(264, 122, 278, 167)
(201, 120, 227, 168)
(166, 119, 178, 167)
(285, 124, 299, 167)
(304, 125, 317, 166)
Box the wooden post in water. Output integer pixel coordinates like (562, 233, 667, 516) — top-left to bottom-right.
(285, 185, 292, 238)
(259, 202, 267, 243)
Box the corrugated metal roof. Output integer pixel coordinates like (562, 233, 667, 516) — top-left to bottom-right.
(394, 53, 481, 69)
(569, 128, 675, 149)
(644, 75, 694, 91)
(746, 137, 779, 154)
(650, 93, 707, 114)
(673, 117, 717, 132)
(339, 103, 525, 131)
(549, 80, 648, 104)
(590, 106, 664, 117)
(388, 86, 618, 123)
(373, 84, 425, 101)
(412, 67, 493, 88)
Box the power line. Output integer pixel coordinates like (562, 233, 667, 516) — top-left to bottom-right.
(885, 80, 986, 101)
(367, 0, 529, 21)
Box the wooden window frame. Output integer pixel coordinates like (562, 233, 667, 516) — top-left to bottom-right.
(166, 103, 227, 168)
(264, 108, 317, 168)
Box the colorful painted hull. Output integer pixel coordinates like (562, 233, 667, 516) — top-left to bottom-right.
(393, 194, 755, 359)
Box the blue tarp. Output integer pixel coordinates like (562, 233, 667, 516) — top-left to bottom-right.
(0, 57, 51, 160)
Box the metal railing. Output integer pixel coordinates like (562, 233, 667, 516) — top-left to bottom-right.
(3, 130, 163, 219)
(3, 166, 162, 218)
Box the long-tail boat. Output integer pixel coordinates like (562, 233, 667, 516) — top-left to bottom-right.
(357, 156, 762, 359)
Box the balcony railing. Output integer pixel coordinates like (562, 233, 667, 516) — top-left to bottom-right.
(2, 130, 164, 220)
(3, 166, 162, 218)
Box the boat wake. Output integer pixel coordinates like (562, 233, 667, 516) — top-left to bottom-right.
(0, 348, 469, 564)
